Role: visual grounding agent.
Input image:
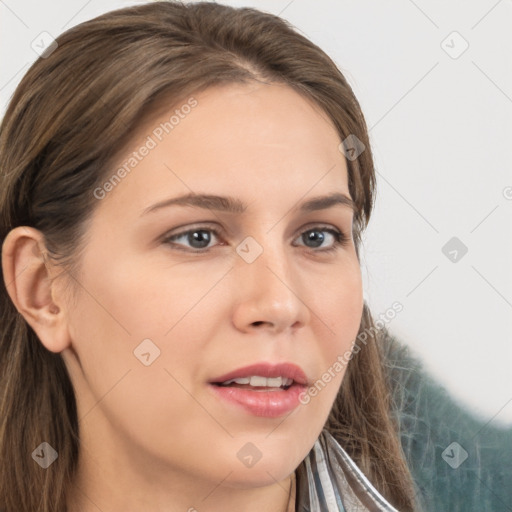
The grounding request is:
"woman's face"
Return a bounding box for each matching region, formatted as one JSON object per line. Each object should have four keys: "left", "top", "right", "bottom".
{"left": 59, "top": 82, "right": 363, "bottom": 496}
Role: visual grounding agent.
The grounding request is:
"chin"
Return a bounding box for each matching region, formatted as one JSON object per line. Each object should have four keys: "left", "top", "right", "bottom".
{"left": 220, "top": 437, "right": 309, "bottom": 488}
{"left": 222, "top": 459, "right": 299, "bottom": 489}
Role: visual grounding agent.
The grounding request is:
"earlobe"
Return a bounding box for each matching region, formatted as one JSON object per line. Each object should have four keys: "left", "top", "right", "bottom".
{"left": 1, "top": 226, "right": 71, "bottom": 353}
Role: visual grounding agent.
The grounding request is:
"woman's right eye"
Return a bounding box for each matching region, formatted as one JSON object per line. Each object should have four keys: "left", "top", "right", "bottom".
{"left": 162, "top": 227, "right": 224, "bottom": 253}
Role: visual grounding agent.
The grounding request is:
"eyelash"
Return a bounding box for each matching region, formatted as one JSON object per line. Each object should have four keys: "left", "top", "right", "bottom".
{"left": 162, "top": 225, "right": 350, "bottom": 254}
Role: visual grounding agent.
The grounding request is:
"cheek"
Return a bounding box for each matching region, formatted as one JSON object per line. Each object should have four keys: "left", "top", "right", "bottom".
{"left": 65, "top": 250, "right": 223, "bottom": 408}
{"left": 82, "top": 250, "right": 233, "bottom": 341}
{"left": 65, "top": 260, "right": 207, "bottom": 396}
{"left": 319, "top": 261, "right": 364, "bottom": 350}
{"left": 64, "top": 271, "right": 219, "bottom": 471}
{"left": 297, "top": 261, "right": 363, "bottom": 417}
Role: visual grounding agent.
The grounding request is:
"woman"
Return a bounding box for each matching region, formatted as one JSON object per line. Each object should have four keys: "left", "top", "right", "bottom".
{"left": 0, "top": 2, "right": 418, "bottom": 511}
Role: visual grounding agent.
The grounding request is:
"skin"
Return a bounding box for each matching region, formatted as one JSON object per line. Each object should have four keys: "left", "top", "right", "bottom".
{"left": 2, "top": 81, "right": 364, "bottom": 512}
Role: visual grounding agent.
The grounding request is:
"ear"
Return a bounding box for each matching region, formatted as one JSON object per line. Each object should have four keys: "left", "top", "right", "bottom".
{"left": 1, "top": 226, "right": 71, "bottom": 353}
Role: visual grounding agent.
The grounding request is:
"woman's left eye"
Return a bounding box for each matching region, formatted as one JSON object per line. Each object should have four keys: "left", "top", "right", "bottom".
{"left": 162, "top": 225, "right": 350, "bottom": 254}
{"left": 294, "top": 227, "right": 350, "bottom": 253}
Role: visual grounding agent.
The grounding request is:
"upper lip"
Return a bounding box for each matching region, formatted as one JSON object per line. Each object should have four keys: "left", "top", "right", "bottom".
{"left": 210, "top": 362, "right": 309, "bottom": 386}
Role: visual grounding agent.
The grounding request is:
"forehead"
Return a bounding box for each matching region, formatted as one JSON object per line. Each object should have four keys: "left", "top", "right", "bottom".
{"left": 96, "top": 82, "right": 351, "bottom": 218}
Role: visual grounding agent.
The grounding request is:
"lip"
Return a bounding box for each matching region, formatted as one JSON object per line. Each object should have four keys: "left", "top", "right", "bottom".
{"left": 208, "top": 362, "right": 309, "bottom": 418}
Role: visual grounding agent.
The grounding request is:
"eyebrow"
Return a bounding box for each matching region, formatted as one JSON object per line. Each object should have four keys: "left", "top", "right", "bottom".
{"left": 142, "top": 191, "right": 356, "bottom": 216}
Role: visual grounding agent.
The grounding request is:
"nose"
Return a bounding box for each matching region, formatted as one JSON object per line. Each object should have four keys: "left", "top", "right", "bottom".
{"left": 230, "top": 238, "right": 311, "bottom": 335}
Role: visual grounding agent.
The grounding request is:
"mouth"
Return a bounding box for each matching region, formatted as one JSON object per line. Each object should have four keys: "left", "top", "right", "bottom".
{"left": 208, "top": 362, "right": 309, "bottom": 418}
{"left": 213, "top": 375, "right": 295, "bottom": 391}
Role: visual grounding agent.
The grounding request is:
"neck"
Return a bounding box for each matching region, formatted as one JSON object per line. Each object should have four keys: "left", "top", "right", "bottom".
{"left": 66, "top": 446, "right": 297, "bottom": 512}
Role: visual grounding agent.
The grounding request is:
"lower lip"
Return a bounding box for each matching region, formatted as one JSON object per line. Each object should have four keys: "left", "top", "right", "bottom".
{"left": 209, "top": 383, "right": 306, "bottom": 418}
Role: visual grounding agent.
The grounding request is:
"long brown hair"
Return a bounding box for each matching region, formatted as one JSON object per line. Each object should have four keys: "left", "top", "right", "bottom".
{"left": 0, "top": 2, "right": 417, "bottom": 510}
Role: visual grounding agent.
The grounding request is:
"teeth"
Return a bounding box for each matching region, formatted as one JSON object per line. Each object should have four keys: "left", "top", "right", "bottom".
{"left": 221, "top": 376, "right": 293, "bottom": 387}
{"left": 265, "top": 377, "right": 282, "bottom": 387}
{"left": 250, "top": 376, "right": 269, "bottom": 387}
{"left": 222, "top": 377, "right": 251, "bottom": 385}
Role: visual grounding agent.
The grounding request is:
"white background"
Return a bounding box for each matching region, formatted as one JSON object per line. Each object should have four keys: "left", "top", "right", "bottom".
{"left": 1, "top": 0, "right": 511, "bottom": 425}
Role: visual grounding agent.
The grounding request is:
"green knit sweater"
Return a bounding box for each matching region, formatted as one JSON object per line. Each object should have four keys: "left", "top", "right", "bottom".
{"left": 380, "top": 330, "right": 512, "bottom": 511}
